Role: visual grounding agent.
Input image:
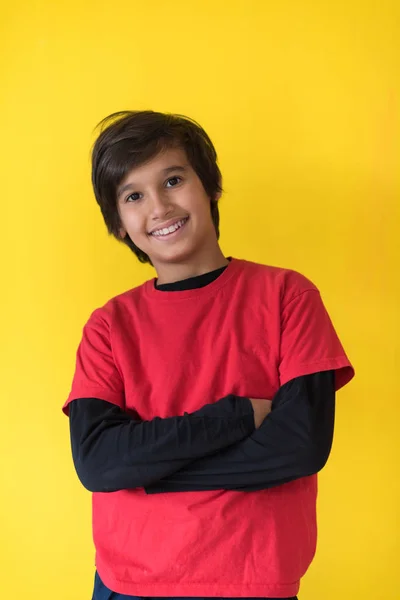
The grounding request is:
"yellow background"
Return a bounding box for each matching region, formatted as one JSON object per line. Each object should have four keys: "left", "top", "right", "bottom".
{"left": 1, "top": 1, "right": 399, "bottom": 598}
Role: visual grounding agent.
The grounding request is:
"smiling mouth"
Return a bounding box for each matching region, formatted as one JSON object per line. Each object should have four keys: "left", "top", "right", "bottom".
{"left": 149, "top": 217, "right": 189, "bottom": 238}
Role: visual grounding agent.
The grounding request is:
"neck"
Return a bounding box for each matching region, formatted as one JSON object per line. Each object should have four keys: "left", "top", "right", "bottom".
{"left": 154, "top": 245, "right": 229, "bottom": 285}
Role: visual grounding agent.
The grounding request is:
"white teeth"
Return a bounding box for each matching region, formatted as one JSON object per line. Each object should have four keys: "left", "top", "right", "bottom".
{"left": 151, "top": 218, "right": 187, "bottom": 237}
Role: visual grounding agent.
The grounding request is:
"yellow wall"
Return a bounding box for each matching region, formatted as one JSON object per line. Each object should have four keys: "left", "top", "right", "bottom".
{"left": 1, "top": 1, "right": 399, "bottom": 598}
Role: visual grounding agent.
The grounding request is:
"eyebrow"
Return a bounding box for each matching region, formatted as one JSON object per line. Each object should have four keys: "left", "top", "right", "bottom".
{"left": 117, "top": 165, "right": 188, "bottom": 199}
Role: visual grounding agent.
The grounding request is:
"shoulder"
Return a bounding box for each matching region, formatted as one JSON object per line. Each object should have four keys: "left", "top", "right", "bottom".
{"left": 82, "top": 279, "right": 149, "bottom": 331}
{"left": 234, "top": 257, "right": 320, "bottom": 304}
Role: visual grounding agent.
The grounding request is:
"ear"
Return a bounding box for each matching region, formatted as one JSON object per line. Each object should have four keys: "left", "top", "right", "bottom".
{"left": 214, "top": 191, "right": 222, "bottom": 202}
{"left": 118, "top": 227, "right": 127, "bottom": 239}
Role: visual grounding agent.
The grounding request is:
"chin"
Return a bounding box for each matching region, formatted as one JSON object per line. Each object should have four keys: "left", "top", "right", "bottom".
{"left": 154, "top": 243, "right": 199, "bottom": 266}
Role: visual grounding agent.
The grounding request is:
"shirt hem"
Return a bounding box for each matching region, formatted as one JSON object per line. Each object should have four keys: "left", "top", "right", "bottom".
{"left": 62, "top": 389, "right": 124, "bottom": 415}
{"left": 97, "top": 568, "right": 300, "bottom": 598}
{"left": 280, "top": 356, "right": 355, "bottom": 391}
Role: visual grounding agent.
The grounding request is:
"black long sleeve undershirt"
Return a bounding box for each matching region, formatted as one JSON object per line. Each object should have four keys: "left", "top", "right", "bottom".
{"left": 69, "top": 370, "right": 334, "bottom": 494}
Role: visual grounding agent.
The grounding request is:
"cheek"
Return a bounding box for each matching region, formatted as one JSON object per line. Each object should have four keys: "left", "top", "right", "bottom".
{"left": 121, "top": 211, "right": 146, "bottom": 235}
{"left": 197, "top": 197, "right": 214, "bottom": 225}
{"left": 186, "top": 188, "right": 212, "bottom": 216}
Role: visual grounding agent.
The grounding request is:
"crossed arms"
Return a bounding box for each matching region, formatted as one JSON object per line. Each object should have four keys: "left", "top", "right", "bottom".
{"left": 68, "top": 369, "right": 335, "bottom": 493}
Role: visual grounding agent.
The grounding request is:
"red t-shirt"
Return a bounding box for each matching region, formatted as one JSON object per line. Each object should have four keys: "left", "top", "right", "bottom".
{"left": 63, "top": 257, "right": 354, "bottom": 598}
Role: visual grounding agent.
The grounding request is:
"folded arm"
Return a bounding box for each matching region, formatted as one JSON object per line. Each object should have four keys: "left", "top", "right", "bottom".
{"left": 68, "top": 394, "right": 255, "bottom": 493}
{"left": 145, "top": 370, "right": 335, "bottom": 494}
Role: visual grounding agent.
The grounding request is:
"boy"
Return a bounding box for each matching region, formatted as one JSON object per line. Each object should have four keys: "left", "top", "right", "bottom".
{"left": 63, "top": 110, "right": 355, "bottom": 600}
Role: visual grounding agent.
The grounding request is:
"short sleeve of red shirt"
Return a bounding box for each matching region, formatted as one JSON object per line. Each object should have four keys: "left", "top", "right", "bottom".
{"left": 62, "top": 308, "right": 125, "bottom": 416}
{"left": 279, "top": 271, "right": 355, "bottom": 391}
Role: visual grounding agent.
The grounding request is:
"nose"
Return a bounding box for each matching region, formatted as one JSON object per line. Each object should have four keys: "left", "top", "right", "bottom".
{"left": 148, "top": 190, "right": 174, "bottom": 220}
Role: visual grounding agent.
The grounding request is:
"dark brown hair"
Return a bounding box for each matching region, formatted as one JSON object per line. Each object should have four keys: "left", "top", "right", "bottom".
{"left": 91, "top": 110, "right": 223, "bottom": 265}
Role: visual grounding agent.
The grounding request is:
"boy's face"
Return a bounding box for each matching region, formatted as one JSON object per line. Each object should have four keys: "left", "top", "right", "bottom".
{"left": 116, "top": 146, "right": 220, "bottom": 273}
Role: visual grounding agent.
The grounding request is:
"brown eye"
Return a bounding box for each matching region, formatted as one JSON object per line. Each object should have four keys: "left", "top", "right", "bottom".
{"left": 126, "top": 192, "right": 141, "bottom": 202}
{"left": 166, "top": 176, "right": 182, "bottom": 187}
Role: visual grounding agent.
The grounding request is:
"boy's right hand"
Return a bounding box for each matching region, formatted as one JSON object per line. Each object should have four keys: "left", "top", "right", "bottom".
{"left": 249, "top": 398, "right": 273, "bottom": 429}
